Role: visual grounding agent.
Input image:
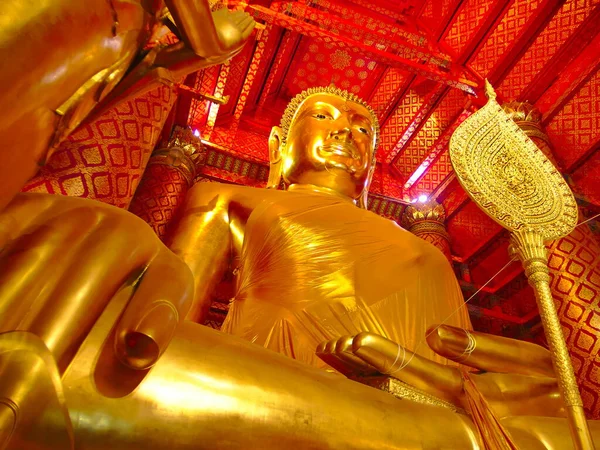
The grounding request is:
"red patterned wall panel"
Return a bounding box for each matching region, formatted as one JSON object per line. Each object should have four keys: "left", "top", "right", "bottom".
{"left": 420, "top": 0, "right": 460, "bottom": 36}
{"left": 498, "top": 0, "right": 597, "bottom": 100}
{"left": 411, "top": 150, "right": 453, "bottom": 195}
{"left": 440, "top": 177, "right": 469, "bottom": 217}
{"left": 408, "top": 109, "right": 471, "bottom": 195}
{"left": 469, "top": 0, "right": 543, "bottom": 76}
{"left": 447, "top": 201, "right": 504, "bottom": 258}
{"left": 546, "top": 223, "right": 600, "bottom": 419}
{"left": 536, "top": 30, "right": 600, "bottom": 118}
{"left": 258, "top": 31, "right": 301, "bottom": 107}
{"left": 370, "top": 163, "right": 405, "bottom": 199}
{"left": 545, "top": 69, "right": 600, "bottom": 171}
{"left": 245, "top": 27, "right": 283, "bottom": 108}
{"left": 443, "top": 0, "right": 496, "bottom": 56}
{"left": 22, "top": 86, "right": 176, "bottom": 209}
{"left": 218, "top": 42, "right": 256, "bottom": 118}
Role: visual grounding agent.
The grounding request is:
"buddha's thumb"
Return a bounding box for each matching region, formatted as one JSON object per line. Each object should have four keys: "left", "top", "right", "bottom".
{"left": 114, "top": 251, "right": 194, "bottom": 370}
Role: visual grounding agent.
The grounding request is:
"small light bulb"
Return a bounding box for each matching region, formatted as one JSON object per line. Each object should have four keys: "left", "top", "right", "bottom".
{"left": 193, "top": 129, "right": 200, "bottom": 137}
{"left": 418, "top": 194, "right": 428, "bottom": 203}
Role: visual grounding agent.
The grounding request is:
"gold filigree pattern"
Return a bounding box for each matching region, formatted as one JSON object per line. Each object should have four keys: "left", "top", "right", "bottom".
{"left": 449, "top": 81, "right": 578, "bottom": 242}
{"left": 354, "top": 375, "right": 467, "bottom": 415}
{"left": 151, "top": 126, "right": 207, "bottom": 184}
{"left": 402, "top": 200, "right": 451, "bottom": 261}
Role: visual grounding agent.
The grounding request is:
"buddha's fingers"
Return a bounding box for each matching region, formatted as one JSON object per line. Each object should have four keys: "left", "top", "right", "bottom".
{"left": 316, "top": 337, "right": 375, "bottom": 376}
{"left": 114, "top": 248, "right": 194, "bottom": 370}
{"left": 352, "top": 332, "right": 463, "bottom": 405}
{"left": 316, "top": 339, "right": 355, "bottom": 375}
{"left": 333, "top": 336, "right": 379, "bottom": 376}
{"left": 426, "top": 325, "right": 554, "bottom": 378}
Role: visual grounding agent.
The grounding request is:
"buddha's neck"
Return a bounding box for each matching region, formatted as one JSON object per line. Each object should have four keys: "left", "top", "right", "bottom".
{"left": 287, "top": 183, "right": 356, "bottom": 204}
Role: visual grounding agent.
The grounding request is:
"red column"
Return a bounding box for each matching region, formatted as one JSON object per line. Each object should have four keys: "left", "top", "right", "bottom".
{"left": 128, "top": 126, "right": 206, "bottom": 241}
{"left": 402, "top": 199, "right": 452, "bottom": 262}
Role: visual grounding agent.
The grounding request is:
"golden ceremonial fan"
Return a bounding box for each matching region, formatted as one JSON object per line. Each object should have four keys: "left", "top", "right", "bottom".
{"left": 449, "top": 80, "right": 593, "bottom": 450}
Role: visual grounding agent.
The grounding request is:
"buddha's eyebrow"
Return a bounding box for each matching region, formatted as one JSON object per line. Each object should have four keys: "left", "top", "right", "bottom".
{"left": 351, "top": 113, "right": 373, "bottom": 127}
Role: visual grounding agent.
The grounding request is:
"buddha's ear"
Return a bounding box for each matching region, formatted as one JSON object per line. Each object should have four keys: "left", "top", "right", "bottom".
{"left": 358, "top": 159, "right": 376, "bottom": 209}
{"left": 267, "top": 126, "right": 283, "bottom": 189}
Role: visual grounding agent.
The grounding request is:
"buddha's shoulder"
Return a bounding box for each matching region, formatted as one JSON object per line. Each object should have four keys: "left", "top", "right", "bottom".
{"left": 187, "top": 182, "right": 283, "bottom": 204}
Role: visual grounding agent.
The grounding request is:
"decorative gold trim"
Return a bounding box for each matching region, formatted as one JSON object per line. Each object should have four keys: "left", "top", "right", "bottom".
{"left": 149, "top": 126, "right": 207, "bottom": 185}
{"left": 353, "top": 375, "right": 467, "bottom": 415}
{"left": 408, "top": 220, "right": 450, "bottom": 240}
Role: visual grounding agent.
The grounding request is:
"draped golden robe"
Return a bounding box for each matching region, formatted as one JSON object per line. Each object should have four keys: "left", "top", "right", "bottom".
{"left": 222, "top": 190, "right": 471, "bottom": 367}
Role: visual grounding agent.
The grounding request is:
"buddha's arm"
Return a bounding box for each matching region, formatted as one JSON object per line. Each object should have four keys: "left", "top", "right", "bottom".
{"left": 168, "top": 183, "right": 236, "bottom": 323}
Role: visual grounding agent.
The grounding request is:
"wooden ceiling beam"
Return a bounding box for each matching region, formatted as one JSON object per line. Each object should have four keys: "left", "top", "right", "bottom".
{"left": 249, "top": 4, "right": 477, "bottom": 93}
{"left": 488, "top": 0, "right": 567, "bottom": 86}
{"left": 458, "top": 0, "right": 514, "bottom": 65}
{"left": 386, "top": 85, "right": 449, "bottom": 164}
{"left": 521, "top": 4, "right": 600, "bottom": 105}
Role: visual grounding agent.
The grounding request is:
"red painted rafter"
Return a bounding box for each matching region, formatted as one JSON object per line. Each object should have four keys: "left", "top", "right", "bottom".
{"left": 540, "top": 31, "right": 600, "bottom": 126}
{"left": 387, "top": 85, "right": 449, "bottom": 164}
{"left": 520, "top": 4, "right": 600, "bottom": 105}
{"left": 435, "top": 0, "right": 467, "bottom": 42}
{"left": 276, "top": 2, "right": 452, "bottom": 67}
{"left": 403, "top": 108, "right": 471, "bottom": 189}
{"left": 257, "top": 30, "right": 300, "bottom": 107}
{"left": 458, "top": 0, "right": 514, "bottom": 65}
{"left": 345, "top": 0, "right": 415, "bottom": 22}
{"left": 373, "top": 73, "right": 416, "bottom": 126}
{"left": 307, "top": 0, "right": 425, "bottom": 45}
{"left": 249, "top": 4, "right": 477, "bottom": 93}
{"left": 488, "top": 0, "right": 567, "bottom": 86}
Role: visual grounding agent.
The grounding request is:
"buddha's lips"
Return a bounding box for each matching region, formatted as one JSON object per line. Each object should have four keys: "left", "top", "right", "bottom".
{"left": 319, "top": 142, "right": 359, "bottom": 160}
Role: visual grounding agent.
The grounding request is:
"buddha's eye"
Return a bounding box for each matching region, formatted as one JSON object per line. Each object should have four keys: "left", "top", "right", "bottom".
{"left": 313, "top": 113, "right": 330, "bottom": 120}
{"left": 358, "top": 127, "right": 370, "bottom": 135}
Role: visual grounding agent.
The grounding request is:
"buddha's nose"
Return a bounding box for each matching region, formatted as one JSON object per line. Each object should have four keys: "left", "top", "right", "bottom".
{"left": 330, "top": 127, "right": 353, "bottom": 141}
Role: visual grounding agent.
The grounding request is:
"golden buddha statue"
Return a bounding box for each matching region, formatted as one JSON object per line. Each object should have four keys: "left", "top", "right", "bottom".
{"left": 0, "top": 0, "right": 255, "bottom": 212}
{"left": 0, "top": 87, "right": 598, "bottom": 449}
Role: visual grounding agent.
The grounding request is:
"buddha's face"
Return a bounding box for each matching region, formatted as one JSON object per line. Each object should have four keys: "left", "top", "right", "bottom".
{"left": 278, "top": 94, "right": 377, "bottom": 199}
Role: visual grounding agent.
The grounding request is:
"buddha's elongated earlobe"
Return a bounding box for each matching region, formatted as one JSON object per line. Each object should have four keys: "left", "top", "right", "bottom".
{"left": 358, "top": 159, "right": 376, "bottom": 209}
{"left": 267, "top": 126, "right": 283, "bottom": 189}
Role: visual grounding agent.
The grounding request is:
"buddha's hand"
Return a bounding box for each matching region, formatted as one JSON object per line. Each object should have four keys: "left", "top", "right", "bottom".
{"left": 211, "top": 8, "right": 255, "bottom": 55}
{"left": 317, "top": 327, "right": 562, "bottom": 417}
{"left": 0, "top": 193, "right": 194, "bottom": 370}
